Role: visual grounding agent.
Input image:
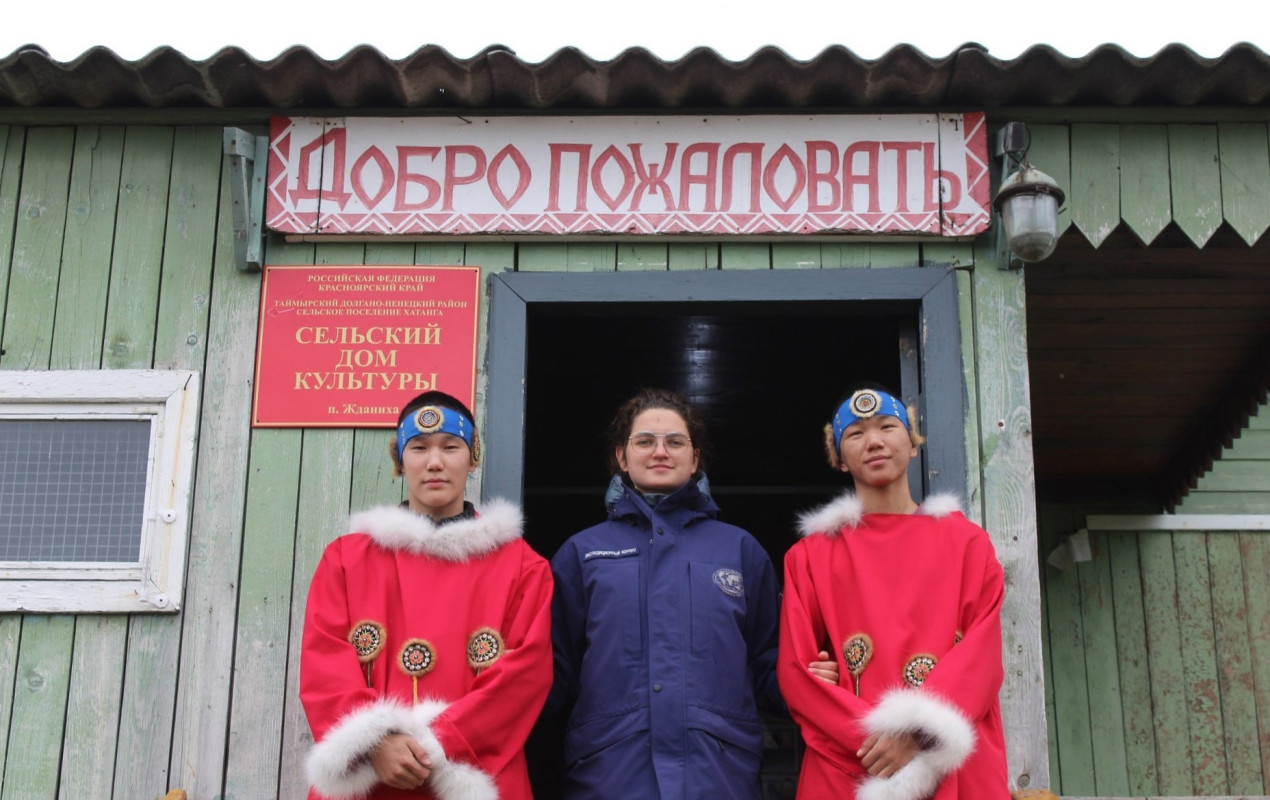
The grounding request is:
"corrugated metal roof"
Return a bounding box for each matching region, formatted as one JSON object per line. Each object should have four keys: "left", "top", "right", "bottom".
{"left": 2, "top": 42, "right": 1268, "bottom": 111}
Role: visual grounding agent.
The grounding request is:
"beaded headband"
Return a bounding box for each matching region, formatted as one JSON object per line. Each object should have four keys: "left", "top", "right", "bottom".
{"left": 396, "top": 405, "right": 475, "bottom": 461}
{"left": 831, "top": 389, "right": 909, "bottom": 445}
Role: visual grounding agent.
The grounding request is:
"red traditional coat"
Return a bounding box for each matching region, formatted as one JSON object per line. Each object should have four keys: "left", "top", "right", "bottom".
{"left": 778, "top": 493, "right": 1010, "bottom": 800}
{"left": 301, "top": 500, "right": 553, "bottom": 800}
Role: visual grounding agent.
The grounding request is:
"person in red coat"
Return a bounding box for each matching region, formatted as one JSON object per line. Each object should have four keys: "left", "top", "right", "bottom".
{"left": 301, "top": 390, "right": 553, "bottom": 800}
{"left": 778, "top": 385, "right": 1010, "bottom": 800}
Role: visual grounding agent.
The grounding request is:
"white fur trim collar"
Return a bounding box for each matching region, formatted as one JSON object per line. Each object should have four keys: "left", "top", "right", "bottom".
{"left": 349, "top": 499, "right": 523, "bottom": 561}
{"left": 797, "top": 492, "right": 962, "bottom": 537}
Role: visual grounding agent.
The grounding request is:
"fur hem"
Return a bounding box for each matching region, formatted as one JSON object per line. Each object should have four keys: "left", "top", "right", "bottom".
{"left": 856, "top": 689, "right": 976, "bottom": 800}
{"left": 306, "top": 699, "right": 412, "bottom": 799}
{"left": 305, "top": 699, "right": 498, "bottom": 800}
{"left": 797, "top": 492, "right": 964, "bottom": 537}
{"left": 350, "top": 499, "right": 523, "bottom": 561}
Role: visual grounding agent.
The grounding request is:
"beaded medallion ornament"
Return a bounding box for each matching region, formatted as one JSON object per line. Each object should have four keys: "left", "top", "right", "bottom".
{"left": 399, "top": 639, "right": 437, "bottom": 703}
{"left": 348, "top": 620, "right": 385, "bottom": 687}
{"left": 841, "top": 633, "right": 873, "bottom": 697}
{"left": 903, "top": 653, "right": 938, "bottom": 687}
{"left": 467, "top": 628, "right": 505, "bottom": 675}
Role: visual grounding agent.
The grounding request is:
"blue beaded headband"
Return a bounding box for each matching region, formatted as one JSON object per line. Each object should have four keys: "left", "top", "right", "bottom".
{"left": 832, "top": 389, "right": 909, "bottom": 445}
{"left": 396, "top": 405, "right": 475, "bottom": 460}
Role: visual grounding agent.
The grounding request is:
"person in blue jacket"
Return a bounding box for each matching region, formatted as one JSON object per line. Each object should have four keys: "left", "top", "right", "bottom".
{"left": 548, "top": 388, "right": 836, "bottom": 800}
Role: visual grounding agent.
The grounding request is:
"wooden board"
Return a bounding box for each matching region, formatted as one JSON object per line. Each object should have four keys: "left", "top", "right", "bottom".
{"left": 0, "top": 124, "right": 21, "bottom": 349}
{"left": 1079, "top": 533, "right": 1130, "bottom": 794}
{"left": 2, "top": 126, "right": 73, "bottom": 369}
{"left": 49, "top": 125, "right": 125, "bottom": 368}
{"left": 58, "top": 617, "right": 127, "bottom": 798}
{"left": 1239, "top": 531, "right": 1270, "bottom": 786}
{"left": 1138, "top": 531, "right": 1195, "bottom": 794}
{"left": 617, "top": 242, "right": 669, "bottom": 271}
{"left": 222, "top": 427, "right": 302, "bottom": 799}
{"left": 1069, "top": 124, "right": 1120, "bottom": 248}
{"left": 101, "top": 125, "right": 173, "bottom": 369}
{"left": 1168, "top": 124, "right": 1223, "bottom": 248}
{"left": 168, "top": 145, "right": 260, "bottom": 798}
{"left": 972, "top": 233, "right": 1047, "bottom": 791}
{"left": 277, "top": 429, "right": 355, "bottom": 800}
{"left": 1118, "top": 125, "right": 1172, "bottom": 245}
{"left": 1045, "top": 506, "right": 1095, "bottom": 795}
{"left": 719, "top": 242, "right": 771, "bottom": 269}
{"left": 1217, "top": 123, "right": 1270, "bottom": 246}
{"left": 0, "top": 616, "right": 73, "bottom": 800}
{"left": 1207, "top": 533, "right": 1265, "bottom": 793}
{"left": 1106, "top": 531, "right": 1158, "bottom": 795}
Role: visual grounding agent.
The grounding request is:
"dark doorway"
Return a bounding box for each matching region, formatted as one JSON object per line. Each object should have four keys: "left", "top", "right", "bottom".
{"left": 520, "top": 301, "right": 908, "bottom": 565}
{"left": 521, "top": 301, "right": 911, "bottom": 799}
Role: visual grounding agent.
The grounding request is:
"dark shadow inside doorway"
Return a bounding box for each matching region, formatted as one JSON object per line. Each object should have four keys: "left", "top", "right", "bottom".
{"left": 522, "top": 300, "right": 907, "bottom": 798}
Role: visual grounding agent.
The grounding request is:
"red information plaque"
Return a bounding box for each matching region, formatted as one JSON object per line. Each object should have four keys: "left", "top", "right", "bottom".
{"left": 252, "top": 265, "right": 480, "bottom": 427}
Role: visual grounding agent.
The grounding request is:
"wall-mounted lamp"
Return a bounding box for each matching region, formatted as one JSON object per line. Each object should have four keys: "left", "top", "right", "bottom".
{"left": 993, "top": 122, "right": 1065, "bottom": 267}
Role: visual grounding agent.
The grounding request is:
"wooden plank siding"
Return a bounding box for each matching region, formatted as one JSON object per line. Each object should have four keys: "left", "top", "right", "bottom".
{"left": 9, "top": 114, "right": 1270, "bottom": 800}
{"left": 1179, "top": 407, "right": 1270, "bottom": 513}
{"left": 1032, "top": 120, "right": 1270, "bottom": 249}
{"left": 1040, "top": 501, "right": 1270, "bottom": 796}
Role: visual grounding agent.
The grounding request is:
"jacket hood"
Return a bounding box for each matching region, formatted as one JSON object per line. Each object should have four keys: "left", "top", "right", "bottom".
{"left": 796, "top": 492, "right": 962, "bottom": 538}
{"left": 347, "top": 498, "right": 523, "bottom": 560}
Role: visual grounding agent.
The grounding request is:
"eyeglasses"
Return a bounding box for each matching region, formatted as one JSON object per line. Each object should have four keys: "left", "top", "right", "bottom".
{"left": 627, "top": 432, "right": 692, "bottom": 453}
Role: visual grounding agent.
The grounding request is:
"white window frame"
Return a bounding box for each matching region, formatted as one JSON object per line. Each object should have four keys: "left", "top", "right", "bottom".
{"left": 0, "top": 370, "right": 199, "bottom": 613}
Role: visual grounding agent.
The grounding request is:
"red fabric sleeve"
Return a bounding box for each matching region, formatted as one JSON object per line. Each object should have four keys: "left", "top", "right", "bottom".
{"left": 919, "top": 528, "right": 1005, "bottom": 723}
{"left": 430, "top": 546, "right": 555, "bottom": 777}
{"left": 778, "top": 542, "right": 874, "bottom": 768}
{"left": 300, "top": 539, "right": 379, "bottom": 744}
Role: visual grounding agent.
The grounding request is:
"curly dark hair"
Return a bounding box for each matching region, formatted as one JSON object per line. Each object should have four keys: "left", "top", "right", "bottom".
{"left": 388, "top": 390, "right": 480, "bottom": 475}
{"left": 605, "top": 388, "right": 712, "bottom": 475}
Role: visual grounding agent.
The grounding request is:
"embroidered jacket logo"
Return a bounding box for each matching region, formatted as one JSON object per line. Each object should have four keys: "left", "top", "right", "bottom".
{"left": 583, "top": 547, "right": 639, "bottom": 561}
{"left": 712, "top": 568, "right": 744, "bottom": 597}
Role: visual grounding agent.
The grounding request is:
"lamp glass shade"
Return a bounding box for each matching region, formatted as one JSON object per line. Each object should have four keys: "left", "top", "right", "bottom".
{"left": 1000, "top": 191, "right": 1060, "bottom": 262}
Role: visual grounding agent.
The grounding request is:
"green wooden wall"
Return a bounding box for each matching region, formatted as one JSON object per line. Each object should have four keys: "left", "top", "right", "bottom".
{"left": 1030, "top": 121, "right": 1270, "bottom": 248}
{"left": 1040, "top": 504, "right": 1270, "bottom": 797}
{"left": 0, "top": 121, "right": 1042, "bottom": 798}
{"left": 1177, "top": 404, "right": 1270, "bottom": 514}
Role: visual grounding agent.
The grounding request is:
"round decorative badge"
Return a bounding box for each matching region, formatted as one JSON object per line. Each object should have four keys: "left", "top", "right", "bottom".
{"left": 712, "top": 568, "right": 744, "bottom": 597}
{"left": 415, "top": 407, "right": 443, "bottom": 433}
{"left": 903, "top": 654, "right": 937, "bottom": 687}
{"left": 467, "top": 627, "right": 505, "bottom": 671}
{"left": 399, "top": 639, "right": 437, "bottom": 677}
{"left": 849, "top": 389, "right": 881, "bottom": 418}
{"left": 842, "top": 633, "right": 873, "bottom": 696}
{"left": 348, "top": 621, "right": 385, "bottom": 663}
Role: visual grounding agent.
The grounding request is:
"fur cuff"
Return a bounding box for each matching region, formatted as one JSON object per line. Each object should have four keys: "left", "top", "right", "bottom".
{"left": 306, "top": 699, "right": 498, "bottom": 800}
{"left": 306, "top": 699, "right": 412, "bottom": 799}
{"left": 406, "top": 700, "right": 498, "bottom": 800}
{"left": 350, "top": 498, "right": 523, "bottom": 561}
{"left": 856, "top": 690, "right": 975, "bottom": 800}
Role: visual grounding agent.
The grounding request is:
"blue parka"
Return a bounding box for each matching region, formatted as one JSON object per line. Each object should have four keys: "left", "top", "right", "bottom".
{"left": 548, "top": 474, "right": 783, "bottom": 800}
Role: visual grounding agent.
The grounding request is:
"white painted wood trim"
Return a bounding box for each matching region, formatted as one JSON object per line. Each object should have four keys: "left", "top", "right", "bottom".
{"left": 1085, "top": 514, "right": 1270, "bottom": 531}
{"left": 0, "top": 369, "right": 200, "bottom": 613}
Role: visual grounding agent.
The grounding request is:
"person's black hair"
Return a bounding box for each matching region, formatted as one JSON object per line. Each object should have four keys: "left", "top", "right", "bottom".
{"left": 605, "top": 388, "right": 712, "bottom": 475}
{"left": 389, "top": 390, "right": 480, "bottom": 475}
